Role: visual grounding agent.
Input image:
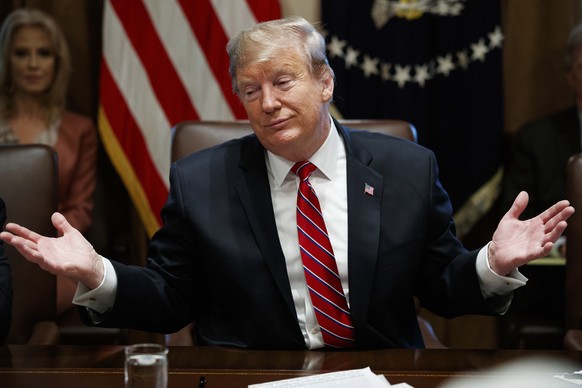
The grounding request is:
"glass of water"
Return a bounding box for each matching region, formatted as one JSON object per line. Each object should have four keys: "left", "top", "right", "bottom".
{"left": 125, "top": 343, "right": 168, "bottom": 388}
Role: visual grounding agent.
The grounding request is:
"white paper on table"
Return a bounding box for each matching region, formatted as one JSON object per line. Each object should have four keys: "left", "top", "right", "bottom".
{"left": 554, "top": 370, "right": 582, "bottom": 386}
{"left": 248, "top": 366, "right": 407, "bottom": 387}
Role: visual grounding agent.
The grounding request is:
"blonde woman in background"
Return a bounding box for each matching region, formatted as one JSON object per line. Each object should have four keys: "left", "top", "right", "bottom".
{"left": 0, "top": 8, "right": 97, "bottom": 318}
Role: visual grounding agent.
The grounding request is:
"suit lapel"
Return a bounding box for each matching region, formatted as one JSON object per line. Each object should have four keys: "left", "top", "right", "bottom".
{"left": 336, "top": 121, "right": 382, "bottom": 330}
{"left": 232, "top": 124, "right": 383, "bottom": 333}
{"left": 233, "top": 137, "right": 297, "bottom": 318}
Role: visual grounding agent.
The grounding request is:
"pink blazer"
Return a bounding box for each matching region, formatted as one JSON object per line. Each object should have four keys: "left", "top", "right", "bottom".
{"left": 53, "top": 111, "right": 98, "bottom": 234}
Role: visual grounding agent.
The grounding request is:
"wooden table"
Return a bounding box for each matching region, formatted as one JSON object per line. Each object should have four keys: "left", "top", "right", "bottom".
{"left": 1, "top": 345, "right": 581, "bottom": 387}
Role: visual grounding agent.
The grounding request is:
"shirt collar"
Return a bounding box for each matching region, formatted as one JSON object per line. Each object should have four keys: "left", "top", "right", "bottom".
{"left": 267, "top": 116, "right": 340, "bottom": 187}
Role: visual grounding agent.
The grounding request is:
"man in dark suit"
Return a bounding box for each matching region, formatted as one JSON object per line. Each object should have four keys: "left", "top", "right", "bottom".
{"left": 501, "top": 107, "right": 580, "bottom": 222}
{"left": 497, "top": 22, "right": 582, "bottom": 348}
{"left": 0, "top": 16, "right": 575, "bottom": 349}
{"left": 501, "top": 22, "right": 582, "bottom": 222}
{"left": 0, "top": 198, "right": 12, "bottom": 343}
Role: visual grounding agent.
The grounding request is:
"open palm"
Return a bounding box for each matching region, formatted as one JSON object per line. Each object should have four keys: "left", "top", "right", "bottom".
{"left": 489, "top": 191, "right": 574, "bottom": 276}
{"left": 0, "top": 212, "right": 102, "bottom": 288}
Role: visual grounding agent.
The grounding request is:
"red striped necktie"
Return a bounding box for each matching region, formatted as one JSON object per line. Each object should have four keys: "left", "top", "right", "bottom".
{"left": 291, "top": 161, "right": 356, "bottom": 348}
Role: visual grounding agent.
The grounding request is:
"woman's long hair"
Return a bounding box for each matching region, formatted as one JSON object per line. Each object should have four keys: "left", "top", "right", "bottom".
{"left": 0, "top": 8, "right": 71, "bottom": 124}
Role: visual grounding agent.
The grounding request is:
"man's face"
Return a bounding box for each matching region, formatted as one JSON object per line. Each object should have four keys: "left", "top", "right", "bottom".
{"left": 235, "top": 47, "right": 334, "bottom": 162}
{"left": 10, "top": 26, "right": 56, "bottom": 96}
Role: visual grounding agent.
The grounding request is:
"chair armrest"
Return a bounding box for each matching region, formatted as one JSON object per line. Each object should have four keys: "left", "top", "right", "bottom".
{"left": 563, "top": 329, "right": 582, "bottom": 351}
{"left": 165, "top": 323, "right": 195, "bottom": 346}
{"left": 28, "top": 320, "right": 60, "bottom": 345}
{"left": 418, "top": 315, "right": 447, "bottom": 349}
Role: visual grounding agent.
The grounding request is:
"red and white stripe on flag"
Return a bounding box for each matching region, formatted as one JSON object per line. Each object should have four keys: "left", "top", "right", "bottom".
{"left": 98, "top": 0, "right": 281, "bottom": 237}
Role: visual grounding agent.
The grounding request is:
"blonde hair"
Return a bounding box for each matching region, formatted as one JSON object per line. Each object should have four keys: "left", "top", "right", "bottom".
{"left": 226, "top": 15, "right": 334, "bottom": 94}
{"left": 0, "top": 8, "right": 71, "bottom": 123}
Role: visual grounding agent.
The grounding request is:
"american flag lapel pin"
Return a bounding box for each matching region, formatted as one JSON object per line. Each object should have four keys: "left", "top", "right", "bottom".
{"left": 364, "top": 183, "right": 374, "bottom": 196}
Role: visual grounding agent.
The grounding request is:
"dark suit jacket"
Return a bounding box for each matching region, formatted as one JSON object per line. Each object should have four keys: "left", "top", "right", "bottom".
{"left": 88, "top": 121, "right": 497, "bottom": 349}
{"left": 0, "top": 198, "right": 12, "bottom": 343}
{"left": 501, "top": 106, "right": 581, "bottom": 219}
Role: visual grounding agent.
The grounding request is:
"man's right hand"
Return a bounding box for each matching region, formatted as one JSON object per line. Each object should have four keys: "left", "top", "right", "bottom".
{"left": 0, "top": 212, "right": 103, "bottom": 289}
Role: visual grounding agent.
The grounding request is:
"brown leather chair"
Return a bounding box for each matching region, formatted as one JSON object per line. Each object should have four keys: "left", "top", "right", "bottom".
{"left": 0, "top": 145, "right": 60, "bottom": 344}
{"left": 167, "top": 119, "right": 446, "bottom": 348}
{"left": 564, "top": 153, "right": 582, "bottom": 350}
{"left": 171, "top": 119, "right": 417, "bottom": 162}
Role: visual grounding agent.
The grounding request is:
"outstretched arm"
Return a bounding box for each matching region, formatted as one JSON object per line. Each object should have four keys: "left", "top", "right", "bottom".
{"left": 0, "top": 212, "right": 103, "bottom": 289}
{"left": 488, "top": 191, "right": 575, "bottom": 276}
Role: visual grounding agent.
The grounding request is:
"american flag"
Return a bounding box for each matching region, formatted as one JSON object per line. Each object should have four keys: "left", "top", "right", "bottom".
{"left": 98, "top": 0, "right": 281, "bottom": 236}
{"left": 364, "top": 183, "right": 374, "bottom": 196}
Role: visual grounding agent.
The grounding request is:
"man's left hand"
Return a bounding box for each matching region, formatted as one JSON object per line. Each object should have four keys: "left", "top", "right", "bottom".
{"left": 488, "top": 191, "right": 575, "bottom": 276}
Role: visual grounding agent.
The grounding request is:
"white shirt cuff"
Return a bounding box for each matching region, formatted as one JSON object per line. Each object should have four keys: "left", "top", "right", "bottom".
{"left": 72, "top": 256, "right": 118, "bottom": 314}
{"left": 476, "top": 242, "right": 528, "bottom": 298}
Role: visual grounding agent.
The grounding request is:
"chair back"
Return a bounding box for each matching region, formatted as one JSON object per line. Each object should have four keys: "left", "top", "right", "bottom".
{"left": 0, "top": 145, "right": 59, "bottom": 344}
{"left": 339, "top": 119, "right": 418, "bottom": 143}
{"left": 566, "top": 154, "right": 582, "bottom": 331}
{"left": 171, "top": 119, "right": 417, "bottom": 162}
